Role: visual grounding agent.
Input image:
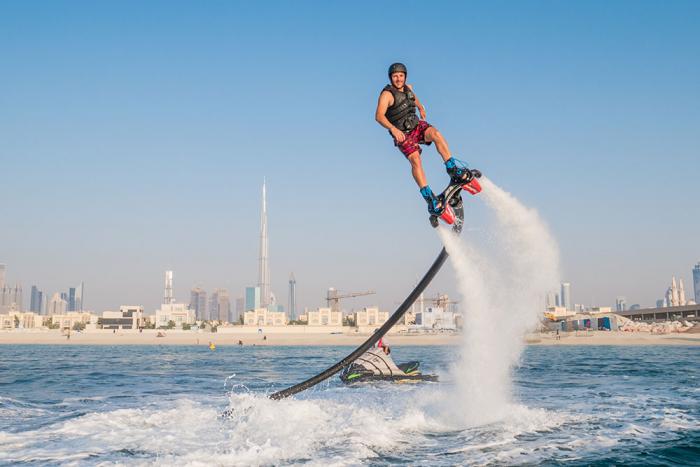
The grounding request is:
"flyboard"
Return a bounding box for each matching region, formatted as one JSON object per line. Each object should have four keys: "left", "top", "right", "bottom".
{"left": 268, "top": 170, "right": 482, "bottom": 400}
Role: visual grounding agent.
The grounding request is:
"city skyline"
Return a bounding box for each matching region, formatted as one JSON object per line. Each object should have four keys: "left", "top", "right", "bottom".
{"left": 1, "top": 2, "right": 698, "bottom": 313}
{"left": 3, "top": 259, "right": 700, "bottom": 315}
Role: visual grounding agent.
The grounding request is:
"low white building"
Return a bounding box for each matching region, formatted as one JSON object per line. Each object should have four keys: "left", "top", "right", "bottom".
{"left": 306, "top": 307, "right": 342, "bottom": 326}
{"left": 353, "top": 307, "right": 389, "bottom": 327}
{"left": 99, "top": 306, "right": 145, "bottom": 329}
{"left": 155, "top": 303, "right": 195, "bottom": 328}
{"left": 50, "top": 312, "right": 96, "bottom": 330}
{"left": 0, "top": 311, "right": 43, "bottom": 330}
{"left": 244, "top": 308, "right": 287, "bottom": 326}
{"left": 414, "top": 306, "right": 457, "bottom": 330}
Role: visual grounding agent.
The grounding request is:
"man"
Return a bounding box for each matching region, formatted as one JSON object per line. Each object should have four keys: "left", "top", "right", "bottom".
{"left": 375, "top": 63, "right": 472, "bottom": 216}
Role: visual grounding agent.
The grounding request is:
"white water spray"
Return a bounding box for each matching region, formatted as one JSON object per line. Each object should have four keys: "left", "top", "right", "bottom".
{"left": 438, "top": 178, "right": 560, "bottom": 426}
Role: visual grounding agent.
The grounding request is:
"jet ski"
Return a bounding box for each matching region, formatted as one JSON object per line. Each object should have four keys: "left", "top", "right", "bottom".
{"left": 339, "top": 348, "right": 438, "bottom": 384}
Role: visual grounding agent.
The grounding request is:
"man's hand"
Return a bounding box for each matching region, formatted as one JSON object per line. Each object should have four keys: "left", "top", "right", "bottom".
{"left": 391, "top": 127, "right": 406, "bottom": 143}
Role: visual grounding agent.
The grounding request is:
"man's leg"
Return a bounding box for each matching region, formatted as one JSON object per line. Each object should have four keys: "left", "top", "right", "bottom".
{"left": 407, "top": 151, "right": 442, "bottom": 214}
{"left": 424, "top": 127, "right": 451, "bottom": 162}
{"left": 424, "top": 126, "right": 471, "bottom": 182}
{"left": 406, "top": 151, "right": 427, "bottom": 187}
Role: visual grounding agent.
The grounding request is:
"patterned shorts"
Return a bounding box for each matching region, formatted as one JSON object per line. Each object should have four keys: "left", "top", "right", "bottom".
{"left": 394, "top": 120, "right": 432, "bottom": 157}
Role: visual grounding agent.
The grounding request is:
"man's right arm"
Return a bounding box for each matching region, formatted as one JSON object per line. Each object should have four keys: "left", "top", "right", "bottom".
{"left": 375, "top": 91, "right": 405, "bottom": 142}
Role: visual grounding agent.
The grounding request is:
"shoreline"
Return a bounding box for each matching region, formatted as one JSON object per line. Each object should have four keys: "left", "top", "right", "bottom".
{"left": 0, "top": 330, "right": 698, "bottom": 346}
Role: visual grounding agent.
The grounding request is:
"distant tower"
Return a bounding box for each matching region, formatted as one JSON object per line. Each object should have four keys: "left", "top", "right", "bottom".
{"left": 560, "top": 282, "right": 571, "bottom": 311}
{"left": 47, "top": 292, "right": 67, "bottom": 315}
{"left": 671, "top": 276, "right": 679, "bottom": 306}
{"left": 75, "top": 282, "right": 84, "bottom": 312}
{"left": 190, "top": 287, "right": 207, "bottom": 320}
{"left": 245, "top": 286, "right": 261, "bottom": 311}
{"left": 694, "top": 263, "right": 700, "bottom": 304}
{"left": 30, "top": 286, "right": 43, "bottom": 314}
{"left": 546, "top": 291, "right": 557, "bottom": 309}
{"left": 0, "top": 264, "right": 5, "bottom": 289}
{"left": 258, "top": 180, "right": 271, "bottom": 308}
{"left": 164, "top": 270, "right": 174, "bottom": 304}
{"left": 288, "top": 273, "right": 297, "bottom": 320}
{"left": 68, "top": 287, "right": 76, "bottom": 311}
{"left": 235, "top": 297, "right": 245, "bottom": 323}
{"left": 615, "top": 296, "right": 626, "bottom": 312}
{"left": 679, "top": 279, "right": 687, "bottom": 306}
{"left": 209, "top": 289, "right": 231, "bottom": 322}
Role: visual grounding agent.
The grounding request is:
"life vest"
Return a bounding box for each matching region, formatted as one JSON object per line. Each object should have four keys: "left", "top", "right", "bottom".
{"left": 382, "top": 84, "right": 419, "bottom": 132}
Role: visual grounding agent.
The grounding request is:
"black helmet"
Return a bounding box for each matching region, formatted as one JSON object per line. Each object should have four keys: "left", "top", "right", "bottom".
{"left": 388, "top": 62, "right": 407, "bottom": 78}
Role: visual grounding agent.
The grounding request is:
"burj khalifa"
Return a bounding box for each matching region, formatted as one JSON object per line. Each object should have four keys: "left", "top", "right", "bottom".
{"left": 258, "top": 180, "right": 271, "bottom": 308}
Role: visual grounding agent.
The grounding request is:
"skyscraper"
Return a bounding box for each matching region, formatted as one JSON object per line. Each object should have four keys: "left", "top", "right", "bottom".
{"left": 47, "top": 292, "right": 67, "bottom": 315}
{"left": 288, "top": 273, "right": 297, "bottom": 320}
{"left": 3, "top": 284, "right": 23, "bottom": 312}
{"left": 245, "top": 286, "right": 260, "bottom": 312}
{"left": 615, "top": 296, "right": 626, "bottom": 312}
{"left": 210, "top": 289, "right": 231, "bottom": 322}
{"left": 545, "top": 291, "right": 557, "bottom": 309}
{"left": 190, "top": 287, "right": 207, "bottom": 320}
{"left": 258, "top": 180, "right": 271, "bottom": 308}
{"left": 0, "top": 264, "right": 5, "bottom": 289}
{"left": 164, "top": 271, "right": 174, "bottom": 304}
{"left": 75, "top": 282, "right": 84, "bottom": 311}
{"left": 694, "top": 263, "right": 700, "bottom": 304}
{"left": 30, "top": 286, "right": 43, "bottom": 314}
{"left": 235, "top": 297, "right": 245, "bottom": 323}
{"left": 68, "top": 287, "right": 76, "bottom": 312}
{"left": 560, "top": 282, "right": 571, "bottom": 311}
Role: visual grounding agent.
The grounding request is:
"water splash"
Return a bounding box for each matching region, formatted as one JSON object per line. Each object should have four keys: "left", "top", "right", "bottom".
{"left": 438, "top": 177, "right": 560, "bottom": 426}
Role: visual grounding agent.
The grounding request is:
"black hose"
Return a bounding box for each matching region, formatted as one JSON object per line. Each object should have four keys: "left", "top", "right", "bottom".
{"left": 269, "top": 247, "right": 449, "bottom": 400}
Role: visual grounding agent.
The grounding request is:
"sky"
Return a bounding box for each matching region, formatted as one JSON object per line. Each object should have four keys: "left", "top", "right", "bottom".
{"left": 1, "top": 1, "right": 698, "bottom": 313}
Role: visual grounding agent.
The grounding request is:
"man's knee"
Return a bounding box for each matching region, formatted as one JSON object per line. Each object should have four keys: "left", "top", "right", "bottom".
{"left": 407, "top": 152, "right": 422, "bottom": 166}
{"left": 425, "top": 127, "right": 443, "bottom": 143}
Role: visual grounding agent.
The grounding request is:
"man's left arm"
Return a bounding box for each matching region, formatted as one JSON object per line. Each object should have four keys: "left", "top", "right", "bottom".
{"left": 408, "top": 84, "right": 427, "bottom": 120}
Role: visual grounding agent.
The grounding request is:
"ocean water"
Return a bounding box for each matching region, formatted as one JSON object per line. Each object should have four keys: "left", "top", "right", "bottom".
{"left": 0, "top": 344, "right": 698, "bottom": 466}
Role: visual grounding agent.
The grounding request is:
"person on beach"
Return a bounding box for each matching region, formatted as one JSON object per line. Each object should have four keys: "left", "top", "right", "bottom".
{"left": 375, "top": 62, "right": 473, "bottom": 216}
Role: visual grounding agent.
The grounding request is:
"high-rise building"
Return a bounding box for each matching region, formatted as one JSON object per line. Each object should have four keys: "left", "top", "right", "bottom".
{"left": 47, "top": 292, "right": 67, "bottom": 315}
{"left": 545, "top": 291, "right": 557, "bottom": 309}
{"left": 75, "top": 282, "right": 84, "bottom": 311}
{"left": 615, "top": 296, "right": 626, "bottom": 312}
{"left": 656, "top": 299, "right": 665, "bottom": 308}
{"left": 189, "top": 287, "right": 207, "bottom": 320}
{"left": 693, "top": 263, "right": 700, "bottom": 304}
{"left": 210, "top": 289, "right": 231, "bottom": 323}
{"left": 235, "top": 297, "right": 245, "bottom": 324}
{"left": 30, "top": 286, "right": 44, "bottom": 314}
{"left": 0, "top": 264, "right": 5, "bottom": 289}
{"left": 68, "top": 287, "right": 76, "bottom": 312}
{"left": 164, "top": 271, "right": 174, "bottom": 304}
{"left": 288, "top": 273, "right": 297, "bottom": 320}
{"left": 3, "top": 284, "right": 23, "bottom": 312}
{"left": 560, "top": 282, "right": 571, "bottom": 311}
{"left": 245, "top": 286, "right": 260, "bottom": 312}
{"left": 258, "top": 180, "right": 271, "bottom": 308}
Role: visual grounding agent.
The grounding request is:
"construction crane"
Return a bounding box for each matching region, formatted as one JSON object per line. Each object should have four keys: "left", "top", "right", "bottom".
{"left": 326, "top": 288, "right": 376, "bottom": 313}
{"left": 428, "top": 293, "right": 459, "bottom": 309}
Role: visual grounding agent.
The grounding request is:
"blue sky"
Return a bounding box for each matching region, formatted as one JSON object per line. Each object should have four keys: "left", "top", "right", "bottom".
{"left": 1, "top": 1, "right": 698, "bottom": 313}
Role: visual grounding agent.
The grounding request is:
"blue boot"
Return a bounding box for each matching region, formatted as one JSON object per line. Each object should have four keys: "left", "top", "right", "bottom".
{"left": 445, "top": 157, "right": 473, "bottom": 184}
{"left": 420, "top": 186, "right": 443, "bottom": 216}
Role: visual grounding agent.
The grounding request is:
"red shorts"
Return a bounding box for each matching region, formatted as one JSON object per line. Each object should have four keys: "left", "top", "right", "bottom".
{"left": 394, "top": 120, "right": 432, "bottom": 157}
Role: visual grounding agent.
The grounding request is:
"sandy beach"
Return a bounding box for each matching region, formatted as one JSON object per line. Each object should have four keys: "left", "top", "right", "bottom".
{"left": 1, "top": 329, "right": 698, "bottom": 346}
